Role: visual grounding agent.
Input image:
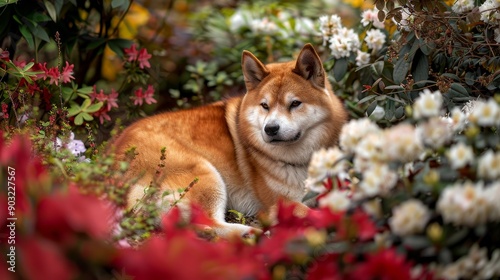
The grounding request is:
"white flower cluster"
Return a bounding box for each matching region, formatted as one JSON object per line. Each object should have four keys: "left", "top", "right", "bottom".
{"left": 437, "top": 244, "right": 500, "bottom": 280}
{"left": 364, "top": 29, "right": 386, "bottom": 52}
{"left": 389, "top": 199, "right": 431, "bottom": 236}
{"left": 437, "top": 181, "right": 500, "bottom": 226}
{"left": 468, "top": 99, "right": 500, "bottom": 126}
{"left": 305, "top": 147, "right": 346, "bottom": 193}
{"left": 318, "top": 190, "right": 351, "bottom": 212}
{"left": 478, "top": 150, "right": 500, "bottom": 180}
{"left": 479, "top": 0, "right": 500, "bottom": 24}
{"left": 318, "top": 15, "right": 360, "bottom": 59}
{"left": 229, "top": 10, "right": 315, "bottom": 37}
{"left": 452, "top": 0, "right": 475, "bottom": 13}
{"left": 413, "top": 89, "right": 443, "bottom": 119}
{"left": 360, "top": 8, "right": 385, "bottom": 29}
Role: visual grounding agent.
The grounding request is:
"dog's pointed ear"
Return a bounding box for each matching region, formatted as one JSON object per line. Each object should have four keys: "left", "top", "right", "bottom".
{"left": 242, "top": 50, "right": 270, "bottom": 91}
{"left": 292, "top": 44, "right": 325, "bottom": 88}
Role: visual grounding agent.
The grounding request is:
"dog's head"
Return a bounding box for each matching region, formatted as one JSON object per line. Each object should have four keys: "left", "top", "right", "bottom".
{"left": 239, "top": 44, "right": 347, "bottom": 165}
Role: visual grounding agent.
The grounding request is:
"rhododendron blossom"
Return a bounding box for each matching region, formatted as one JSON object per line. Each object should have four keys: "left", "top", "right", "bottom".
{"left": 132, "top": 85, "right": 157, "bottom": 106}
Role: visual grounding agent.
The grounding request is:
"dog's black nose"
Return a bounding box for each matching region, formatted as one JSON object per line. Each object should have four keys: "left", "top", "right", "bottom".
{"left": 264, "top": 124, "right": 280, "bottom": 136}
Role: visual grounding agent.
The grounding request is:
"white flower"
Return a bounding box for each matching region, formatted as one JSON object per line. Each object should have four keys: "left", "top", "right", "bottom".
{"left": 413, "top": 89, "right": 443, "bottom": 119}
{"left": 437, "top": 181, "right": 491, "bottom": 226}
{"left": 294, "top": 17, "right": 315, "bottom": 35}
{"left": 319, "top": 190, "right": 351, "bottom": 212}
{"left": 452, "top": 0, "right": 475, "bottom": 13}
{"left": 359, "top": 164, "right": 397, "bottom": 197}
{"left": 250, "top": 17, "right": 278, "bottom": 35}
{"left": 389, "top": 199, "right": 430, "bottom": 236}
{"left": 477, "top": 150, "right": 500, "bottom": 180}
{"left": 355, "top": 50, "right": 371, "bottom": 67}
{"left": 468, "top": 99, "right": 500, "bottom": 126}
{"left": 417, "top": 117, "right": 454, "bottom": 149}
{"left": 448, "top": 107, "right": 467, "bottom": 131}
{"left": 329, "top": 27, "right": 360, "bottom": 59}
{"left": 364, "top": 29, "right": 386, "bottom": 52}
{"left": 485, "top": 182, "right": 500, "bottom": 221}
{"left": 339, "top": 118, "right": 381, "bottom": 153}
{"left": 319, "top": 15, "right": 343, "bottom": 45}
{"left": 354, "top": 132, "right": 388, "bottom": 170}
{"left": 306, "top": 147, "right": 346, "bottom": 193}
{"left": 360, "top": 9, "right": 385, "bottom": 29}
{"left": 446, "top": 142, "right": 474, "bottom": 169}
{"left": 229, "top": 10, "right": 253, "bottom": 32}
{"left": 384, "top": 123, "right": 423, "bottom": 162}
{"left": 479, "top": 0, "right": 500, "bottom": 24}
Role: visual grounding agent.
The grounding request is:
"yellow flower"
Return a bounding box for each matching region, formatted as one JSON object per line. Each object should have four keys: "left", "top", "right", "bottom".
{"left": 343, "top": 0, "right": 374, "bottom": 9}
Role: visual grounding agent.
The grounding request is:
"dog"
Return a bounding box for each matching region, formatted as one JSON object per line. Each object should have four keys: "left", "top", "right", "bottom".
{"left": 111, "top": 44, "right": 348, "bottom": 237}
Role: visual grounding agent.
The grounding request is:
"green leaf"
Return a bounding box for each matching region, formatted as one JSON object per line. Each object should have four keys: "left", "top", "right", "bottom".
{"left": 366, "top": 100, "right": 378, "bottom": 116}
{"left": 19, "top": 25, "right": 35, "bottom": 50}
{"left": 85, "top": 102, "right": 103, "bottom": 113}
{"left": 107, "top": 38, "right": 133, "bottom": 57}
{"left": 449, "top": 83, "right": 469, "bottom": 97}
{"left": 44, "top": 0, "right": 57, "bottom": 22}
{"left": 393, "top": 57, "right": 410, "bottom": 84}
{"left": 77, "top": 86, "right": 94, "bottom": 95}
{"left": 34, "top": 25, "right": 50, "bottom": 43}
{"left": 412, "top": 50, "right": 429, "bottom": 82}
{"left": 385, "top": 99, "right": 395, "bottom": 120}
{"left": 111, "top": 0, "right": 127, "bottom": 9}
{"left": 0, "top": 0, "right": 19, "bottom": 7}
{"left": 81, "top": 112, "right": 93, "bottom": 121}
{"left": 74, "top": 114, "right": 84, "bottom": 125}
{"left": 81, "top": 98, "right": 92, "bottom": 110}
{"left": 67, "top": 103, "right": 81, "bottom": 117}
{"left": 358, "top": 95, "right": 377, "bottom": 105}
{"left": 333, "top": 58, "right": 348, "bottom": 82}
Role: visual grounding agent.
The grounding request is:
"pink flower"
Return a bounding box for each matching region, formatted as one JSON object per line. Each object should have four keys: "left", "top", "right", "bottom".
{"left": 34, "top": 62, "right": 49, "bottom": 80}
{"left": 46, "top": 67, "right": 60, "bottom": 85}
{"left": 93, "top": 108, "right": 111, "bottom": 124}
{"left": 124, "top": 44, "right": 139, "bottom": 62}
{"left": 60, "top": 61, "right": 74, "bottom": 84}
{"left": 90, "top": 86, "right": 107, "bottom": 103}
{"left": 0, "top": 50, "right": 9, "bottom": 61}
{"left": 1, "top": 103, "right": 8, "bottom": 119}
{"left": 107, "top": 89, "right": 119, "bottom": 111}
{"left": 132, "top": 85, "right": 157, "bottom": 106}
{"left": 138, "top": 48, "right": 152, "bottom": 69}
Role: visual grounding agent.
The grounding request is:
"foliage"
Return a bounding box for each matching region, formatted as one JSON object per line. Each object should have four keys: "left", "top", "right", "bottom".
{"left": 1, "top": 0, "right": 500, "bottom": 279}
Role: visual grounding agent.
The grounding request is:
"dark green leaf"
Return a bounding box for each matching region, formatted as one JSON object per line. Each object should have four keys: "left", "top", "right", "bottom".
{"left": 107, "top": 38, "right": 133, "bottom": 57}
{"left": 333, "top": 58, "right": 348, "bottom": 82}
{"left": 412, "top": 50, "right": 429, "bottom": 82}
{"left": 44, "top": 0, "right": 57, "bottom": 22}
{"left": 393, "top": 57, "right": 410, "bottom": 84}
{"left": 34, "top": 25, "right": 51, "bottom": 42}
{"left": 366, "top": 100, "right": 378, "bottom": 116}
{"left": 19, "top": 25, "right": 34, "bottom": 49}
{"left": 358, "top": 95, "right": 377, "bottom": 105}
{"left": 385, "top": 99, "right": 395, "bottom": 120}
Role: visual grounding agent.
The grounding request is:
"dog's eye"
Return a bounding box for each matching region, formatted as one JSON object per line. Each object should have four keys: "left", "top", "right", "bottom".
{"left": 260, "top": 102, "right": 269, "bottom": 110}
{"left": 290, "top": 100, "right": 302, "bottom": 109}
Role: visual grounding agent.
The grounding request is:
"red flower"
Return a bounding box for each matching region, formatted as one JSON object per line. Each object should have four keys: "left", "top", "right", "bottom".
{"left": 349, "top": 248, "right": 412, "bottom": 280}
{"left": 18, "top": 237, "right": 76, "bottom": 280}
{"left": 60, "top": 61, "right": 74, "bottom": 84}
{"left": 336, "top": 209, "right": 377, "bottom": 242}
{"left": 137, "top": 48, "right": 152, "bottom": 69}
{"left": 307, "top": 254, "right": 342, "bottom": 280}
{"left": 93, "top": 108, "right": 111, "bottom": 124}
{"left": 132, "top": 85, "right": 157, "bottom": 106}
{"left": 124, "top": 44, "right": 139, "bottom": 62}
{"left": 0, "top": 49, "right": 9, "bottom": 61}
{"left": 1, "top": 103, "right": 8, "bottom": 119}
{"left": 36, "top": 184, "right": 113, "bottom": 244}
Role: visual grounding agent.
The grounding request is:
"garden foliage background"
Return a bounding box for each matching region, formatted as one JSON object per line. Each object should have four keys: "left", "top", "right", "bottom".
{"left": 1, "top": 0, "right": 500, "bottom": 279}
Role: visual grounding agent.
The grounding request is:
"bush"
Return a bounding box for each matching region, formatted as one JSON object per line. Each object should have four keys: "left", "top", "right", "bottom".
{"left": 1, "top": 0, "right": 500, "bottom": 279}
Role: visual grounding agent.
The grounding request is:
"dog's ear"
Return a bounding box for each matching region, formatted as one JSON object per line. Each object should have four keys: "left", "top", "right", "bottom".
{"left": 293, "top": 44, "right": 325, "bottom": 88}
{"left": 242, "top": 50, "right": 270, "bottom": 91}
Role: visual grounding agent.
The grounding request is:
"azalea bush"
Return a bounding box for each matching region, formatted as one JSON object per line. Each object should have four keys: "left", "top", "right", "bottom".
{"left": 2, "top": 0, "right": 500, "bottom": 280}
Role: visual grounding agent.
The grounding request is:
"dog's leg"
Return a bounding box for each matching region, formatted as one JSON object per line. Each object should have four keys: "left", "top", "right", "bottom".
{"left": 178, "top": 160, "right": 260, "bottom": 238}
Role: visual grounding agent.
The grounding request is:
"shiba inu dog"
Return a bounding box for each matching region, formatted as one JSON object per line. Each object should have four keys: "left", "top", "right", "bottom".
{"left": 112, "top": 44, "right": 348, "bottom": 237}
